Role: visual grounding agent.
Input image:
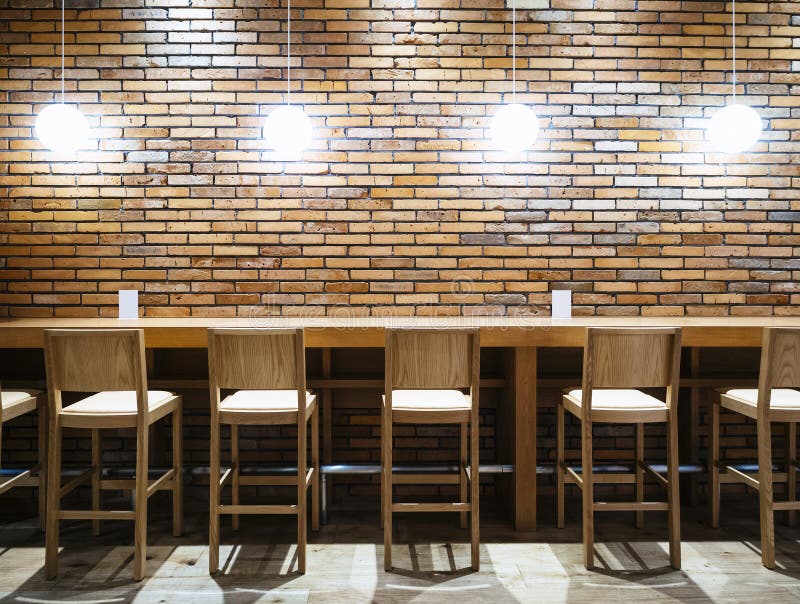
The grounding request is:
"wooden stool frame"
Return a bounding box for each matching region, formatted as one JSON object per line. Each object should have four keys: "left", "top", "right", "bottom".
{"left": 0, "top": 384, "right": 47, "bottom": 528}
{"left": 710, "top": 327, "right": 800, "bottom": 569}
{"left": 43, "top": 329, "right": 182, "bottom": 581}
{"left": 207, "top": 328, "right": 319, "bottom": 575}
{"left": 382, "top": 328, "right": 480, "bottom": 571}
{"left": 556, "top": 327, "right": 682, "bottom": 570}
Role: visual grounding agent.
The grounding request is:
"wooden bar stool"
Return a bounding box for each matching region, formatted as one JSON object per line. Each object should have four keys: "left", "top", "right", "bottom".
{"left": 43, "top": 329, "right": 183, "bottom": 581}
{"left": 382, "top": 328, "right": 480, "bottom": 571}
{"left": 710, "top": 327, "right": 800, "bottom": 569}
{"left": 0, "top": 383, "right": 46, "bottom": 527}
{"left": 207, "top": 328, "right": 319, "bottom": 575}
{"left": 556, "top": 327, "right": 682, "bottom": 570}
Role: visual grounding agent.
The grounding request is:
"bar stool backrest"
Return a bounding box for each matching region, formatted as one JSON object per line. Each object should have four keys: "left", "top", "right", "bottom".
{"left": 757, "top": 328, "right": 800, "bottom": 413}
{"left": 207, "top": 328, "right": 306, "bottom": 409}
{"left": 44, "top": 329, "right": 148, "bottom": 417}
{"left": 584, "top": 328, "right": 681, "bottom": 389}
{"left": 385, "top": 328, "right": 479, "bottom": 398}
{"left": 581, "top": 328, "right": 682, "bottom": 421}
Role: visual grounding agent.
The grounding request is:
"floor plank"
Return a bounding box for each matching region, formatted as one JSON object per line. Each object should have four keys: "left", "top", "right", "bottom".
{"left": 2, "top": 500, "right": 800, "bottom": 603}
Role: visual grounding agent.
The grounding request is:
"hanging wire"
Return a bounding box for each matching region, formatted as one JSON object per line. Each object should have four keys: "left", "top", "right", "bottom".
{"left": 287, "top": 0, "right": 291, "bottom": 105}
{"left": 512, "top": 0, "right": 516, "bottom": 104}
{"left": 731, "top": 0, "right": 736, "bottom": 102}
{"left": 61, "top": 0, "right": 65, "bottom": 103}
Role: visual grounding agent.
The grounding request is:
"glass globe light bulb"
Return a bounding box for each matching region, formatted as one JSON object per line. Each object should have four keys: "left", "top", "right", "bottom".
{"left": 35, "top": 104, "right": 90, "bottom": 155}
{"left": 263, "top": 105, "right": 313, "bottom": 159}
{"left": 490, "top": 103, "right": 539, "bottom": 153}
{"left": 707, "top": 103, "right": 762, "bottom": 153}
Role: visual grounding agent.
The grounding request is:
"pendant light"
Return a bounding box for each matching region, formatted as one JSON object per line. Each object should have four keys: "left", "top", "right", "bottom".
{"left": 35, "top": 0, "right": 89, "bottom": 155}
{"left": 490, "top": 0, "right": 538, "bottom": 153}
{"left": 263, "top": 0, "right": 312, "bottom": 159}
{"left": 707, "top": 0, "right": 762, "bottom": 153}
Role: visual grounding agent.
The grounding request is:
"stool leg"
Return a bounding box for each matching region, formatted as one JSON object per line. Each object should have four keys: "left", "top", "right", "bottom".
{"left": 667, "top": 408, "right": 681, "bottom": 570}
{"left": 556, "top": 398, "right": 565, "bottom": 529}
{"left": 757, "top": 417, "right": 775, "bottom": 569}
{"left": 133, "top": 421, "right": 149, "bottom": 581}
{"left": 709, "top": 400, "right": 720, "bottom": 529}
{"left": 383, "top": 405, "right": 392, "bottom": 571}
{"left": 172, "top": 400, "right": 183, "bottom": 537}
{"left": 45, "top": 416, "right": 62, "bottom": 580}
{"left": 209, "top": 414, "right": 221, "bottom": 574}
{"left": 92, "top": 429, "right": 101, "bottom": 536}
{"left": 460, "top": 422, "right": 467, "bottom": 529}
{"left": 470, "top": 412, "right": 480, "bottom": 571}
{"left": 581, "top": 417, "right": 594, "bottom": 570}
{"left": 297, "top": 410, "right": 307, "bottom": 574}
{"left": 635, "top": 423, "right": 644, "bottom": 529}
{"left": 312, "top": 404, "right": 320, "bottom": 532}
{"left": 231, "top": 424, "right": 239, "bottom": 532}
{"left": 787, "top": 422, "right": 796, "bottom": 528}
{"left": 0, "top": 420, "right": 3, "bottom": 501}
{"left": 37, "top": 397, "right": 47, "bottom": 532}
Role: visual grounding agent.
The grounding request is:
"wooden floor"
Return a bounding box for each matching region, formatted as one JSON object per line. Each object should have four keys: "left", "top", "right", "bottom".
{"left": 2, "top": 500, "right": 800, "bottom": 603}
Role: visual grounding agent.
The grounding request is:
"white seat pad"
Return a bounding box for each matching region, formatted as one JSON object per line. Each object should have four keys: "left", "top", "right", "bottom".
{"left": 220, "top": 390, "right": 315, "bottom": 412}
{"left": 565, "top": 388, "right": 666, "bottom": 412}
{"left": 1, "top": 389, "right": 39, "bottom": 409}
{"left": 389, "top": 389, "right": 470, "bottom": 411}
{"left": 723, "top": 388, "right": 800, "bottom": 410}
{"left": 62, "top": 390, "right": 175, "bottom": 416}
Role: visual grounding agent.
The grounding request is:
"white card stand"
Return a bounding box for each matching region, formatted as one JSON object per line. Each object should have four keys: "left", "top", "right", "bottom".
{"left": 551, "top": 289, "right": 572, "bottom": 319}
{"left": 118, "top": 290, "right": 139, "bottom": 320}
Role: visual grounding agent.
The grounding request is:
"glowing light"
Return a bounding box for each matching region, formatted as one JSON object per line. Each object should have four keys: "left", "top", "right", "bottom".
{"left": 263, "top": 105, "right": 313, "bottom": 159}
{"left": 707, "top": 103, "right": 762, "bottom": 154}
{"left": 35, "top": 103, "right": 90, "bottom": 155}
{"left": 490, "top": 103, "right": 539, "bottom": 153}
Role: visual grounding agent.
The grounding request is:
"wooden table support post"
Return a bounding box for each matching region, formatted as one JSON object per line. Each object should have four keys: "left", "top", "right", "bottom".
{"left": 322, "top": 348, "right": 333, "bottom": 515}
{"left": 689, "top": 347, "right": 701, "bottom": 506}
{"left": 505, "top": 346, "right": 537, "bottom": 531}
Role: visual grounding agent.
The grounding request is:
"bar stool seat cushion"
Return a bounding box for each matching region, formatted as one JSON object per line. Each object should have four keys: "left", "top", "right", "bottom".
{"left": 61, "top": 390, "right": 178, "bottom": 428}
{"left": 218, "top": 390, "right": 317, "bottom": 424}
{"left": 383, "top": 389, "right": 472, "bottom": 424}
{"left": 388, "top": 389, "right": 470, "bottom": 411}
{"left": 1, "top": 389, "right": 40, "bottom": 422}
{"left": 719, "top": 388, "right": 800, "bottom": 420}
{"left": 563, "top": 388, "right": 668, "bottom": 423}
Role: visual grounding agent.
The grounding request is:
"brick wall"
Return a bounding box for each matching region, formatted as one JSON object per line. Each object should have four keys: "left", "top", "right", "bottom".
{"left": 1, "top": 0, "right": 799, "bottom": 318}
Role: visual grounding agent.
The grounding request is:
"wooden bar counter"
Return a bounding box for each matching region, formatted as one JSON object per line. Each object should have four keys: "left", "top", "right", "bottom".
{"left": 2, "top": 316, "right": 799, "bottom": 532}
{"left": 2, "top": 316, "right": 797, "bottom": 349}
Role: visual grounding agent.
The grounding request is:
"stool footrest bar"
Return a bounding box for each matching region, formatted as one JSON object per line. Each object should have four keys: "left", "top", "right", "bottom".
{"left": 723, "top": 465, "right": 760, "bottom": 490}
{"left": 593, "top": 501, "right": 669, "bottom": 512}
{"left": 566, "top": 466, "right": 583, "bottom": 487}
{"left": 239, "top": 475, "right": 298, "bottom": 486}
{"left": 59, "top": 510, "right": 135, "bottom": 521}
{"left": 393, "top": 473, "right": 461, "bottom": 485}
{"left": 0, "top": 470, "right": 33, "bottom": 495}
{"left": 772, "top": 501, "right": 800, "bottom": 511}
{"left": 146, "top": 469, "right": 174, "bottom": 498}
{"left": 218, "top": 504, "right": 297, "bottom": 515}
{"left": 391, "top": 502, "right": 471, "bottom": 513}
{"left": 640, "top": 462, "right": 669, "bottom": 488}
{"left": 59, "top": 468, "right": 94, "bottom": 498}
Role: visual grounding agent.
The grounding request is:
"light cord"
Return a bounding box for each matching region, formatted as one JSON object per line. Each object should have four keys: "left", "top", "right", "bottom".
{"left": 61, "top": 0, "right": 65, "bottom": 103}
{"left": 732, "top": 0, "right": 736, "bottom": 102}
{"left": 287, "top": 0, "right": 291, "bottom": 105}
{"left": 512, "top": 0, "right": 516, "bottom": 104}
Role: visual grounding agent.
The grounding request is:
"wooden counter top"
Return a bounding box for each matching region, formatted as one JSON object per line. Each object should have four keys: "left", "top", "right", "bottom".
{"left": 2, "top": 316, "right": 799, "bottom": 348}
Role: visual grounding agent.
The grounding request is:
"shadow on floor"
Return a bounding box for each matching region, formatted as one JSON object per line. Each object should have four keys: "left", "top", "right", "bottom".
{"left": 1, "top": 499, "right": 800, "bottom": 602}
